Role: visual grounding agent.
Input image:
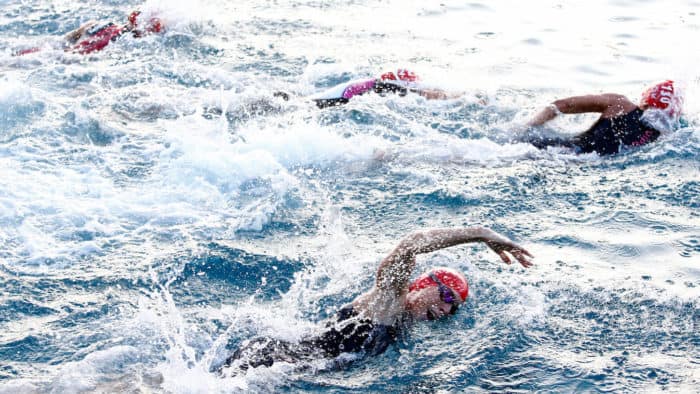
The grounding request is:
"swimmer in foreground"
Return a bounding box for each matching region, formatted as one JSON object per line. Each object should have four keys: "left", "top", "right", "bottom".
{"left": 522, "top": 80, "right": 684, "bottom": 155}
{"left": 307, "top": 69, "right": 470, "bottom": 109}
{"left": 221, "top": 226, "right": 532, "bottom": 372}
{"left": 14, "top": 10, "right": 164, "bottom": 56}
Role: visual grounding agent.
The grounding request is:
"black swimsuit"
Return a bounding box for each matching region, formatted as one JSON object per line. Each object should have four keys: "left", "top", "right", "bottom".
{"left": 222, "top": 306, "right": 401, "bottom": 370}
{"left": 528, "top": 108, "right": 661, "bottom": 155}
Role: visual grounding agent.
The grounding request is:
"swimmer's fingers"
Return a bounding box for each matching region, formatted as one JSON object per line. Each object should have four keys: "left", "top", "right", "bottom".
{"left": 497, "top": 250, "right": 511, "bottom": 265}
{"left": 506, "top": 245, "right": 534, "bottom": 268}
{"left": 512, "top": 249, "right": 534, "bottom": 268}
{"left": 488, "top": 240, "right": 534, "bottom": 268}
{"left": 273, "top": 91, "right": 290, "bottom": 101}
{"left": 486, "top": 241, "right": 512, "bottom": 264}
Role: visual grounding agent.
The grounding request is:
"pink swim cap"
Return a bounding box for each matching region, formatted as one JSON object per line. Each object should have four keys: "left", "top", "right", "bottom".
{"left": 408, "top": 267, "right": 468, "bottom": 302}
{"left": 640, "top": 80, "right": 683, "bottom": 116}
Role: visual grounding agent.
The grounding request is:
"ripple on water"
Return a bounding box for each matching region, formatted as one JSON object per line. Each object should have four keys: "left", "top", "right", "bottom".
{"left": 609, "top": 16, "right": 639, "bottom": 22}
{"left": 475, "top": 32, "right": 497, "bottom": 39}
{"left": 164, "top": 243, "right": 307, "bottom": 306}
{"left": 676, "top": 236, "right": 700, "bottom": 258}
{"left": 1, "top": 1, "right": 699, "bottom": 392}
{"left": 522, "top": 38, "right": 543, "bottom": 45}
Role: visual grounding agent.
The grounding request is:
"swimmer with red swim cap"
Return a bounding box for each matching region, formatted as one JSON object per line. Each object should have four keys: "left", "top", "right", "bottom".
{"left": 15, "top": 10, "right": 164, "bottom": 56}
{"left": 64, "top": 10, "right": 164, "bottom": 54}
{"left": 222, "top": 227, "right": 532, "bottom": 372}
{"left": 523, "top": 80, "right": 684, "bottom": 155}
{"left": 356, "top": 227, "right": 532, "bottom": 323}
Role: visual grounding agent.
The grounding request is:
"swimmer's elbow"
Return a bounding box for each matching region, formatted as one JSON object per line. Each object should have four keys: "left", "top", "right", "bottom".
{"left": 396, "top": 231, "right": 427, "bottom": 254}
{"left": 395, "top": 229, "right": 446, "bottom": 255}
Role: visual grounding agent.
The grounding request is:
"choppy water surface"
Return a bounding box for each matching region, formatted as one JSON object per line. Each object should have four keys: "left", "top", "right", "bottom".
{"left": 1, "top": 0, "right": 699, "bottom": 392}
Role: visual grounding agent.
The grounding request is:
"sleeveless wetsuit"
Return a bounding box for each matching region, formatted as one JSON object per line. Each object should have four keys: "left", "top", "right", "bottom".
{"left": 528, "top": 108, "right": 661, "bottom": 155}
{"left": 222, "top": 306, "right": 402, "bottom": 370}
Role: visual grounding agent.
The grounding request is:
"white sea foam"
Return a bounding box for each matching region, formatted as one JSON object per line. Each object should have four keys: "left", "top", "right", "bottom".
{"left": 1, "top": 0, "right": 699, "bottom": 392}
{"left": 0, "top": 380, "right": 39, "bottom": 394}
{"left": 50, "top": 346, "right": 140, "bottom": 393}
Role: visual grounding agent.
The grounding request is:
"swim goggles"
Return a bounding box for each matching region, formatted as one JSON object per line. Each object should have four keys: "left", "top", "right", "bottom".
{"left": 428, "top": 273, "right": 459, "bottom": 315}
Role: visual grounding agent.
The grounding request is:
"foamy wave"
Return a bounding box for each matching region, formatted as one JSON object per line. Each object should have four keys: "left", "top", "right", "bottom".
{"left": 0, "top": 77, "right": 44, "bottom": 130}
{"left": 50, "top": 346, "right": 140, "bottom": 392}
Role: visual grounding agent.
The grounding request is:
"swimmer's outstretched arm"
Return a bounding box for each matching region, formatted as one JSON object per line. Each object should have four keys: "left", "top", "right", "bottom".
{"left": 527, "top": 94, "right": 636, "bottom": 126}
{"left": 64, "top": 21, "right": 99, "bottom": 44}
{"left": 415, "top": 88, "right": 488, "bottom": 104}
{"left": 415, "top": 88, "right": 460, "bottom": 100}
{"left": 376, "top": 227, "right": 533, "bottom": 292}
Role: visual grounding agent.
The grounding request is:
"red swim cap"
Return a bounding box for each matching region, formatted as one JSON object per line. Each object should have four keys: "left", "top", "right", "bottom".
{"left": 380, "top": 69, "right": 419, "bottom": 82}
{"left": 408, "top": 267, "right": 468, "bottom": 302}
{"left": 128, "top": 11, "right": 140, "bottom": 26}
{"left": 128, "top": 10, "right": 164, "bottom": 34}
{"left": 640, "top": 80, "right": 683, "bottom": 116}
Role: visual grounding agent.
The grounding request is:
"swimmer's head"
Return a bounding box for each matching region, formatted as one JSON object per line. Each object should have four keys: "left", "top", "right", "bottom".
{"left": 640, "top": 80, "right": 683, "bottom": 115}
{"left": 127, "top": 10, "right": 164, "bottom": 35}
{"left": 407, "top": 267, "right": 468, "bottom": 321}
{"left": 639, "top": 80, "right": 684, "bottom": 132}
{"left": 380, "top": 69, "right": 419, "bottom": 83}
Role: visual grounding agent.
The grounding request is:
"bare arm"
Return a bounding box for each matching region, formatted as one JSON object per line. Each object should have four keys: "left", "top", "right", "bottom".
{"left": 416, "top": 88, "right": 462, "bottom": 100}
{"left": 527, "top": 94, "right": 636, "bottom": 126}
{"left": 415, "top": 89, "right": 490, "bottom": 105}
{"left": 64, "top": 21, "right": 98, "bottom": 44}
{"left": 375, "top": 227, "right": 533, "bottom": 293}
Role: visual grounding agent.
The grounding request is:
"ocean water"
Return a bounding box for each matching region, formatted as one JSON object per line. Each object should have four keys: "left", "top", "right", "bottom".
{"left": 1, "top": 0, "right": 699, "bottom": 392}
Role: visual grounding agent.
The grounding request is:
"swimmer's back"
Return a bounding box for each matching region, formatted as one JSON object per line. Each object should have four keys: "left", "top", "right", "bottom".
{"left": 222, "top": 305, "right": 401, "bottom": 370}
{"left": 575, "top": 108, "right": 660, "bottom": 155}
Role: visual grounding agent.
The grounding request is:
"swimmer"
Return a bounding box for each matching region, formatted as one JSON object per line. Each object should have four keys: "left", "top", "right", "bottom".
{"left": 221, "top": 226, "right": 533, "bottom": 372}
{"left": 14, "top": 10, "right": 164, "bottom": 56}
{"left": 200, "top": 69, "right": 478, "bottom": 123}
{"left": 308, "top": 69, "right": 469, "bottom": 109}
{"left": 522, "top": 80, "right": 684, "bottom": 155}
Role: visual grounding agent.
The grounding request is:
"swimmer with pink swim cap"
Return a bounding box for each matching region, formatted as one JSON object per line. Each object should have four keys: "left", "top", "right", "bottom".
{"left": 524, "top": 80, "right": 685, "bottom": 155}
{"left": 308, "top": 68, "right": 467, "bottom": 108}
{"left": 222, "top": 226, "right": 533, "bottom": 371}
{"left": 14, "top": 10, "right": 165, "bottom": 56}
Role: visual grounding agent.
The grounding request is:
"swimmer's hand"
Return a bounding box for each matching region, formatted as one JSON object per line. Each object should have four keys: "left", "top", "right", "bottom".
{"left": 64, "top": 21, "right": 99, "bottom": 44}
{"left": 481, "top": 229, "right": 534, "bottom": 268}
{"left": 273, "top": 91, "right": 290, "bottom": 101}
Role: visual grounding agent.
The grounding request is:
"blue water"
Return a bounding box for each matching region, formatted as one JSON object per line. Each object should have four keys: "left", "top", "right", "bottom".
{"left": 1, "top": 0, "right": 699, "bottom": 392}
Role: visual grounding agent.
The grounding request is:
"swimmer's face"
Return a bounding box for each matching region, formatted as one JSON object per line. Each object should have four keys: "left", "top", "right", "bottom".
{"left": 406, "top": 285, "right": 463, "bottom": 321}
